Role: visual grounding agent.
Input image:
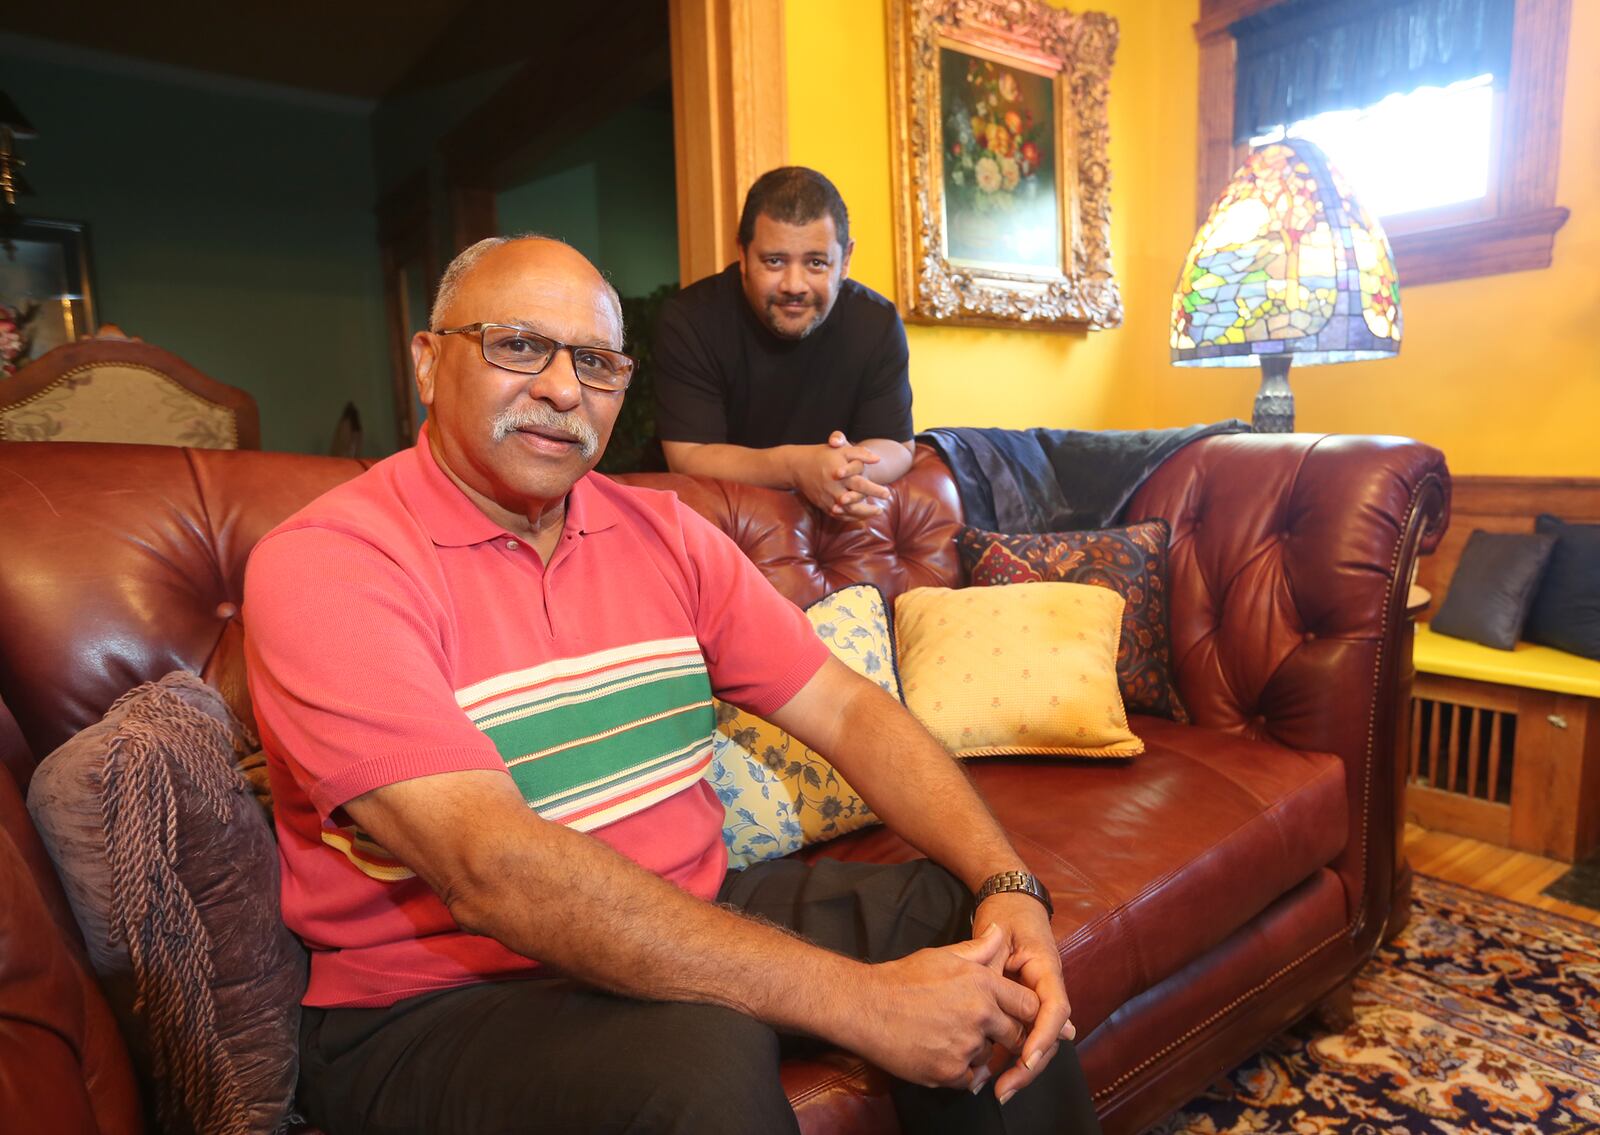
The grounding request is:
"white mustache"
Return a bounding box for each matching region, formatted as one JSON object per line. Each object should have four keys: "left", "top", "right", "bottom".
{"left": 490, "top": 404, "right": 600, "bottom": 460}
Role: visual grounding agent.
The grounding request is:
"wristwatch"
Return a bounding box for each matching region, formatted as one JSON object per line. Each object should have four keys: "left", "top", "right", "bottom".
{"left": 974, "top": 870, "right": 1053, "bottom": 919}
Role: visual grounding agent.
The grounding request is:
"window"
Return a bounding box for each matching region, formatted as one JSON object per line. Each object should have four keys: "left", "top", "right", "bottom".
{"left": 1250, "top": 74, "right": 1496, "bottom": 222}
{"left": 1194, "top": 0, "right": 1571, "bottom": 286}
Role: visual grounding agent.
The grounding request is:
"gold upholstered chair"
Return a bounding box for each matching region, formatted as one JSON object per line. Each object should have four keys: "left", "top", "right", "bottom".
{"left": 0, "top": 325, "right": 260, "bottom": 448}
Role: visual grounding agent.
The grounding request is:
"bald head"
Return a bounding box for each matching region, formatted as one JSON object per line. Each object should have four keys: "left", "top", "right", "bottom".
{"left": 430, "top": 235, "right": 623, "bottom": 342}
{"left": 411, "top": 235, "right": 631, "bottom": 534}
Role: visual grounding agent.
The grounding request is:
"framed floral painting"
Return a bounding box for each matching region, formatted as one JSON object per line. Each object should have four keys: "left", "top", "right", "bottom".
{"left": 888, "top": 0, "right": 1121, "bottom": 330}
{"left": 0, "top": 219, "right": 96, "bottom": 377}
{"left": 940, "top": 49, "right": 1060, "bottom": 272}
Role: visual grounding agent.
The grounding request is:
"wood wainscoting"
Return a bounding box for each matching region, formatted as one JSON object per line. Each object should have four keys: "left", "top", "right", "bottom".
{"left": 1415, "top": 474, "right": 1600, "bottom": 599}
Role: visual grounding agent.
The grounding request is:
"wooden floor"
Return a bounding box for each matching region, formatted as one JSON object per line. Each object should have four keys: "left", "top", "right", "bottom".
{"left": 1405, "top": 823, "right": 1600, "bottom": 928}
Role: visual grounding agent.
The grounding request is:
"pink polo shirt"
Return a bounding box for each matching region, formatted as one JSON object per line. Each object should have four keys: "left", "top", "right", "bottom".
{"left": 244, "top": 430, "right": 828, "bottom": 1007}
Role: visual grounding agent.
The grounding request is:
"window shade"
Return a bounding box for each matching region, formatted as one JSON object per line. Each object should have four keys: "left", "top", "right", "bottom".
{"left": 1231, "top": 0, "right": 1514, "bottom": 142}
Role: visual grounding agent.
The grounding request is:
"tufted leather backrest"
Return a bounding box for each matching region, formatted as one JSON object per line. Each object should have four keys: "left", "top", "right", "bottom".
{"left": 614, "top": 446, "right": 964, "bottom": 608}
{"left": 1127, "top": 432, "right": 1449, "bottom": 931}
{"left": 1130, "top": 434, "right": 1439, "bottom": 736}
{"left": 0, "top": 444, "right": 960, "bottom": 786}
{"left": 0, "top": 444, "right": 375, "bottom": 786}
{"left": 0, "top": 436, "right": 1446, "bottom": 793}
{"left": 0, "top": 759, "right": 143, "bottom": 1134}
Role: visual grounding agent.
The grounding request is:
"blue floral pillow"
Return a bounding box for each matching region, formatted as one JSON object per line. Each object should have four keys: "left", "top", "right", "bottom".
{"left": 710, "top": 583, "right": 902, "bottom": 868}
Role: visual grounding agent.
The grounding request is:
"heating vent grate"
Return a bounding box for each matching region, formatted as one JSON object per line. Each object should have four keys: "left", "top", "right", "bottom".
{"left": 1408, "top": 695, "right": 1517, "bottom": 803}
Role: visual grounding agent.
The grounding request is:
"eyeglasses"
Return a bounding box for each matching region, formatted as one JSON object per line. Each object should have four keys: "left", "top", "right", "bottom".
{"left": 435, "top": 322, "right": 636, "bottom": 392}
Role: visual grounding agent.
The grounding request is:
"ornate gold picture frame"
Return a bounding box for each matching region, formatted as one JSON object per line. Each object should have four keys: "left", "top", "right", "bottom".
{"left": 888, "top": 0, "right": 1121, "bottom": 330}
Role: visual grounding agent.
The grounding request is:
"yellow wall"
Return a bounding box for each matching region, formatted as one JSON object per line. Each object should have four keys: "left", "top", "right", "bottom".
{"left": 782, "top": 0, "right": 1599, "bottom": 476}
{"left": 783, "top": 0, "right": 1195, "bottom": 433}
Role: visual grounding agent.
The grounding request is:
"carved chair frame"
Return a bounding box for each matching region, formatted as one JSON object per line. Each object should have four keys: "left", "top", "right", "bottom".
{"left": 1, "top": 332, "right": 261, "bottom": 449}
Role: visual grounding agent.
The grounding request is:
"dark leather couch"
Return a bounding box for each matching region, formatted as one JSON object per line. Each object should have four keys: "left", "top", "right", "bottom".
{"left": 0, "top": 433, "right": 1449, "bottom": 1134}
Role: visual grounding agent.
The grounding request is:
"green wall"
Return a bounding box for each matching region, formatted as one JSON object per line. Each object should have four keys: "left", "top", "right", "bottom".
{"left": 0, "top": 48, "right": 391, "bottom": 455}
{"left": 496, "top": 96, "right": 679, "bottom": 299}
{"left": 370, "top": 64, "right": 519, "bottom": 198}
{"left": 1, "top": 46, "right": 680, "bottom": 454}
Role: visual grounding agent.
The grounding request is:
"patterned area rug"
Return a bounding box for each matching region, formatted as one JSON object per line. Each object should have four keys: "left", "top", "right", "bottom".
{"left": 1146, "top": 876, "right": 1600, "bottom": 1134}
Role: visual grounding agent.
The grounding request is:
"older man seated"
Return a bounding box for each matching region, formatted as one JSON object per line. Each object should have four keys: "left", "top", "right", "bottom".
{"left": 243, "top": 234, "right": 1099, "bottom": 1135}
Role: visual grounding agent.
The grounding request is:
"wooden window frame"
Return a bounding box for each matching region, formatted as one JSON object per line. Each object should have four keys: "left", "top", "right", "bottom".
{"left": 1195, "top": 0, "right": 1571, "bottom": 286}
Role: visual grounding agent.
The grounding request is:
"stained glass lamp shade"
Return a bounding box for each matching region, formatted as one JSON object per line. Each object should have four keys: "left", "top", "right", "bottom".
{"left": 1170, "top": 139, "right": 1401, "bottom": 432}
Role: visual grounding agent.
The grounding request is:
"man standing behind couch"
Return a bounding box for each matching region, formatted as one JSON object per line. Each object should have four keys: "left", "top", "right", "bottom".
{"left": 244, "top": 234, "right": 1097, "bottom": 1134}
{"left": 654, "top": 166, "right": 916, "bottom": 520}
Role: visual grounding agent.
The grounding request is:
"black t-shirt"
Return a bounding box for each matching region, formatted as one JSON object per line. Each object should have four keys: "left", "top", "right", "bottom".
{"left": 651, "top": 263, "right": 913, "bottom": 448}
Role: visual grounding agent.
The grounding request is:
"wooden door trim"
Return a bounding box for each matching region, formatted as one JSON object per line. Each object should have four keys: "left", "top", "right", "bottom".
{"left": 669, "top": 0, "right": 788, "bottom": 285}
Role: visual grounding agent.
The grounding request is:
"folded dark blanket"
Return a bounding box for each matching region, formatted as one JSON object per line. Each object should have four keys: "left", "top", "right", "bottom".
{"left": 917, "top": 422, "right": 1249, "bottom": 533}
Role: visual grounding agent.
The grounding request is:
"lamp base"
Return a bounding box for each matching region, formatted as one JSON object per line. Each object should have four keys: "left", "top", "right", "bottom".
{"left": 1252, "top": 355, "right": 1295, "bottom": 433}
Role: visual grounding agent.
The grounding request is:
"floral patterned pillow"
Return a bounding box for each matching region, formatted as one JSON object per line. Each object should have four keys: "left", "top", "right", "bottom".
{"left": 955, "top": 520, "right": 1188, "bottom": 722}
{"left": 710, "top": 583, "right": 901, "bottom": 869}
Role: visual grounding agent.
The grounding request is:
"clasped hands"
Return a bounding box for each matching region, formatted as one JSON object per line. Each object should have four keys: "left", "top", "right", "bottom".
{"left": 787, "top": 431, "right": 893, "bottom": 520}
{"left": 844, "top": 893, "right": 1075, "bottom": 1105}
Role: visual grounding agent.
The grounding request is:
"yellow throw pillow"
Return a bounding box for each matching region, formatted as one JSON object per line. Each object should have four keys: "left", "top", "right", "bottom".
{"left": 710, "top": 584, "right": 898, "bottom": 868}
{"left": 895, "top": 582, "right": 1143, "bottom": 758}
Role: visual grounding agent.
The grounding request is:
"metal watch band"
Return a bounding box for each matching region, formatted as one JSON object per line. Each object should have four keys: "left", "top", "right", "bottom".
{"left": 973, "top": 870, "right": 1053, "bottom": 919}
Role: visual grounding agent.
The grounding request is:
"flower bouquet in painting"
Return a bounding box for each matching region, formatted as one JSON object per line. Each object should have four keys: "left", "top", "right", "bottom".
{"left": 0, "top": 300, "right": 38, "bottom": 377}
{"left": 888, "top": 0, "right": 1121, "bottom": 329}
{"left": 939, "top": 51, "right": 1060, "bottom": 271}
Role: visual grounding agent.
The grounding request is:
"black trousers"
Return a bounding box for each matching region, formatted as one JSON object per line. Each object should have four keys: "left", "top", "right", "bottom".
{"left": 298, "top": 858, "right": 1101, "bottom": 1135}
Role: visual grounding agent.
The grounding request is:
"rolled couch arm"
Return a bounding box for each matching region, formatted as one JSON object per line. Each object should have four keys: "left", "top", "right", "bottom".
{"left": 1125, "top": 433, "right": 1450, "bottom": 947}
{"left": 0, "top": 768, "right": 143, "bottom": 1134}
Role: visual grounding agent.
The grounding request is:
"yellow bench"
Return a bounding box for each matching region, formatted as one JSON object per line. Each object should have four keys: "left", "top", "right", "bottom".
{"left": 1408, "top": 624, "right": 1600, "bottom": 862}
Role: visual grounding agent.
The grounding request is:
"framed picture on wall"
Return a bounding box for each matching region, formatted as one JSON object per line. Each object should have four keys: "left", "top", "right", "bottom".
{"left": 887, "top": 0, "right": 1122, "bottom": 331}
{"left": 0, "top": 218, "right": 97, "bottom": 376}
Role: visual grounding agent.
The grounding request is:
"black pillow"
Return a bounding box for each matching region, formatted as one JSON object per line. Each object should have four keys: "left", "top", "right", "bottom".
{"left": 1431, "top": 530, "right": 1557, "bottom": 651}
{"left": 1523, "top": 514, "right": 1600, "bottom": 660}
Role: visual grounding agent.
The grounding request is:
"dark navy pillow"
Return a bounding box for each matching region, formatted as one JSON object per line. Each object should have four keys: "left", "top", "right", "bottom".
{"left": 1431, "top": 530, "right": 1557, "bottom": 651}
{"left": 1523, "top": 514, "right": 1600, "bottom": 661}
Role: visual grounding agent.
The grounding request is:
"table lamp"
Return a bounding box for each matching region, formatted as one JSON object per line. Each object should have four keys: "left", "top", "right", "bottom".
{"left": 1169, "top": 138, "right": 1401, "bottom": 432}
